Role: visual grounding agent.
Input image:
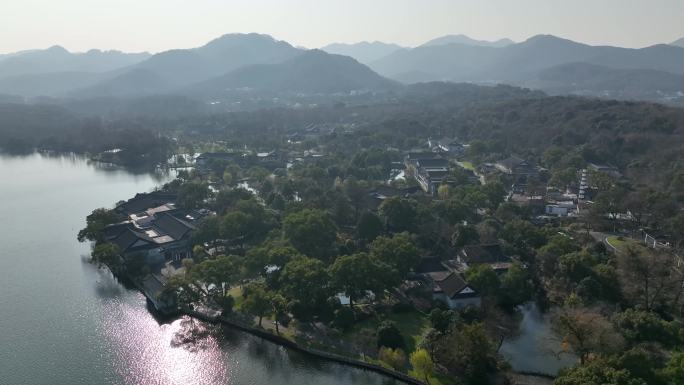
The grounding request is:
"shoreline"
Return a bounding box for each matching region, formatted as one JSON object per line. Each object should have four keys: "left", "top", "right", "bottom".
{"left": 122, "top": 271, "right": 426, "bottom": 384}
{"left": 127, "top": 270, "right": 556, "bottom": 385}
{"left": 187, "top": 309, "right": 428, "bottom": 385}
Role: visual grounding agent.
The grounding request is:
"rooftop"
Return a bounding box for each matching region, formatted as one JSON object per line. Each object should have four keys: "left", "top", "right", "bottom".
{"left": 460, "top": 244, "right": 511, "bottom": 265}
{"left": 434, "top": 273, "right": 478, "bottom": 299}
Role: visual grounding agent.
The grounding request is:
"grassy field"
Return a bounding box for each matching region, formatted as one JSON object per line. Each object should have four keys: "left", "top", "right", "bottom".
{"left": 606, "top": 236, "right": 646, "bottom": 253}
{"left": 227, "top": 286, "right": 244, "bottom": 310}
{"left": 346, "top": 309, "right": 431, "bottom": 353}
{"left": 457, "top": 161, "right": 476, "bottom": 171}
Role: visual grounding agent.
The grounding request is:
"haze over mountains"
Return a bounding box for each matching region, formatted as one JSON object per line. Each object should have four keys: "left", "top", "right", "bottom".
{"left": 2, "top": 33, "right": 684, "bottom": 105}
{"left": 320, "top": 42, "right": 405, "bottom": 64}
{"left": 420, "top": 34, "right": 514, "bottom": 48}
{"left": 183, "top": 49, "right": 398, "bottom": 98}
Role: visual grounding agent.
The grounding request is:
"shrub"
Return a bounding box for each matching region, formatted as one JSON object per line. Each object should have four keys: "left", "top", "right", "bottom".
{"left": 377, "top": 320, "right": 405, "bottom": 349}
{"left": 379, "top": 347, "right": 406, "bottom": 370}
{"left": 332, "top": 307, "right": 355, "bottom": 330}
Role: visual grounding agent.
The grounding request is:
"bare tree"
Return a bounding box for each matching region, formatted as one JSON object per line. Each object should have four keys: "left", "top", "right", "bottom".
{"left": 617, "top": 246, "right": 683, "bottom": 311}
{"left": 551, "top": 306, "right": 624, "bottom": 364}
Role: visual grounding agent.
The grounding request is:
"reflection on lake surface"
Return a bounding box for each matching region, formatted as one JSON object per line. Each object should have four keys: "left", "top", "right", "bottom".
{"left": 0, "top": 153, "right": 400, "bottom": 385}
{"left": 500, "top": 302, "right": 577, "bottom": 375}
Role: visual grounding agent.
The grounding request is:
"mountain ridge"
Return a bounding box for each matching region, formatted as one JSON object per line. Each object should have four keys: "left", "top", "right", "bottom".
{"left": 370, "top": 34, "right": 684, "bottom": 82}
{"left": 321, "top": 41, "right": 404, "bottom": 64}
{"left": 182, "top": 49, "right": 400, "bottom": 97}
{"left": 0, "top": 46, "right": 150, "bottom": 79}
{"left": 420, "top": 34, "right": 514, "bottom": 48}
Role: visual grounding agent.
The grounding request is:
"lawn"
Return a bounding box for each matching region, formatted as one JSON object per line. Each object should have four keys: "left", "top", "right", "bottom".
{"left": 346, "top": 309, "right": 431, "bottom": 354}
{"left": 457, "top": 161, "right": 476, "bottom": 171}
{"left": 227, "top": 286, "right": 244, "bottom": 310}
{"left": 606, "top": 236, "right": 645, "bottom": 253}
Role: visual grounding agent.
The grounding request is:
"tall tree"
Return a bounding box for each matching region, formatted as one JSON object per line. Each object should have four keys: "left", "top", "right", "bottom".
{"left": 369, "top": 232, "right": 420, "bottom": 276}
{"left": 551, "top": 306, "right": 624, "bottom": 364}
{"left": 78, "top": 208, "right": 122, "bottom": 243}
{"left": 428, "top": 322, "right": 496, "bottom": 384}
{"left": 379, "top": 197, "right": 417, "bottom": 233}
{"left": 357, "top": 211, "right": 384, "bottom": 243}
{"left": 279, "top": 256, "right": 331, "bottom": 319}
{"left": 177, "top": 182, "right": 210, "bottom": 210}
{"left": 283, "top": 209, "right": 337, "bottom": 259}
{"left": 242, "top": 283, "right": 272, "bottom": 327}
{"left": 330, "top": 253, "right": 397, "bottom": 306}
{"left": 193, "top": 254, "right": 240, "bottom": 300}
{"left": 410, "top": 348, "right": 435, "bottom": 385}
{"left": 617, "top": 247, "right": 682, "bottom": 311}
{"left": 91, "top": 243, "right": 121, "bottom": 269}
{"left": 465, "top": 264, "right": 500, "bottom": 297}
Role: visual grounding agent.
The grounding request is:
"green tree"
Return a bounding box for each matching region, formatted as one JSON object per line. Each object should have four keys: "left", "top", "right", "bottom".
{"left": 377, "top": 320, "right": 405, "bottom": 349}
{"left": 428, "top": 308, "right": 456, "bottom": 333}
{"left": 91, "top": 243, "right": 121, "bottom": 268}
{"left": 555, "top": 358, "right": 647, "bottom": 385}
{"left": 271, "top": 293, "right": 288, "bottom": 335}
{"left": 480, "top": 181, "right": 506, "bottom": 210}
{"left": 499, "top": 263, "right": 534, "bottom": 307}
{"left": 242, "top": 283, "right": 272, "bottom": 327}
{"left": 501, "top": 219, "right": 547, "bottom": 251}
{"left": 465, "top": 264, "right": 500, "bottom": 298}
{"left": 193, "top": 254, "right": 240, "bottom": 300}
{"left": 369, "top": 232, "right": 420, "bottom": 276}
{"left": 332, "top": 307, "right": 355, "bottom": 330}
{"left": 191, "top": 216, "right": 221, "bottom": 248}
{"left": 379, "top": 197, "right": 417, "bottom": 232}
{"left": 379, "top": 347, "right": 406, "bottom": 370}
{"left": 357, "top": 211, "right": 384, "bottom": 242}
{"left": 330, "top": 253, "right": 397, "bottom": 306}
{"left": 279, "top": 256, "right": 331, "bottom": 319}
{"left": 177, "top": 182, "right": 210, "bottom": 209}
{"left": 429, "top": 322, "right": 495, "bottom": 384}
{"left": 78, "top": 208, "right": 121, "bottom": 242}
{"left": 451, "top": 223, "right": 481, "bottom": 248}
{"left": 410, "top": 348, "right": 435, "bottom": 385}
{"left": 442, "top": 198, "right": 473, "bottom": 225}
{"left": 283, "top": 209, "right": 337, "bottom": 259}
{"left": 343, "top": 177, "right": 367, "bottom": 222}
{"left": 612, "top": 309, "right": 674, "bottom": 347}
{"left": 661, "top": 352, "right": 684, "bottom": 385}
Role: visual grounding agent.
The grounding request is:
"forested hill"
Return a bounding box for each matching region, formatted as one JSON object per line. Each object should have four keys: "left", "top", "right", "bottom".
{"left": 0, "top": 103, "right": 171, "bottom": 165}
{"left": 416, "top": 89, "right": 684, "bottom": 190}
{"left": 0, "top": 82, "right": 682, "bottom": 194}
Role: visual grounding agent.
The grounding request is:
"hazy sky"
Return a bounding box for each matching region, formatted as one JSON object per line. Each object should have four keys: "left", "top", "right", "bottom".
{"left": 1, "top": 0, "right": 683, "bottom": 53}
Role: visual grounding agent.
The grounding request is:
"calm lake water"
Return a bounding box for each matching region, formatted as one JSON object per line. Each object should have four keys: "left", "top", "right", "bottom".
{"left": 0, "top": 153, "right": 399, "bottom": 385}
{"left": 500, "top": 303, "right": 577, "bottom": 375}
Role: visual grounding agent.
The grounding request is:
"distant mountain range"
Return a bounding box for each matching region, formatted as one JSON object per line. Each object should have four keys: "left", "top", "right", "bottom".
{"left": 0, "top": 46, "right": 150, "bottom": 78}
{"left": 183, "top": 49, "right": 399, "bottom": 97}
{"left": 2, "top": 33, "right": 684, "bottom": 104}
{"left": 367, "top": 34, "right": 684, "bottom": 103}
{"left": 671, "top": 37, "right": 684, "bottom": 48}
{"left": 370, "top": 35, "right": 684, "bottom": 81}
{"left": 321, "top": 41, "right": 405, "bottom": 64}
{"left": 320, "top": 35, "right": 513, "bottom": 64}
{"left": 420, "top": 34, "right": 514, "bottom": 48}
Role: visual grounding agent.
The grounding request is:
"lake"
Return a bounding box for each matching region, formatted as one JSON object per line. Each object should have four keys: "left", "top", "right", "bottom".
{"left": 0, "top": 153, "right": 400, "bottom": 385}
